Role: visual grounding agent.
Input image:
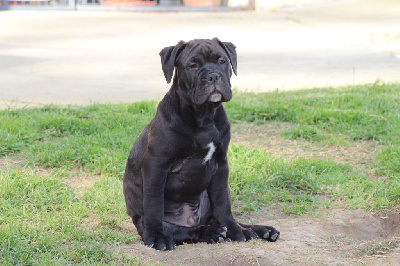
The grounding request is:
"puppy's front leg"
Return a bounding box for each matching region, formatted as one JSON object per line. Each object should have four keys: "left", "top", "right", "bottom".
{"left": 142, "top": 154, "right": 176, "bottom": 251}
{"left": 208, "top": 159, "right": 258, "bottom": 242}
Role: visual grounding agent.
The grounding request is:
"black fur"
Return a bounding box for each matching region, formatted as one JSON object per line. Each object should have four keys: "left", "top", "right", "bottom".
{"left": 123, "top": 38, "right": 279, "bottom": 250}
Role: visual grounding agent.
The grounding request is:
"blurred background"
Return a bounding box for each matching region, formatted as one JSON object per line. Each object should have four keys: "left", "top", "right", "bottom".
{"left": 0, "top": 0, "right": 399, "bottom": 107}
{"left": 0, "top": 0, "right": 334, "bottom": 10}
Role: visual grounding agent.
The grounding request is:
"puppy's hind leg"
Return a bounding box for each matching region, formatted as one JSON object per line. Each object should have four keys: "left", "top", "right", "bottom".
{"left": 239, "top": 223, "right": 280, "bottom": 242}
{"left": 131, "top": 214, "right": 144, "bottom": 238}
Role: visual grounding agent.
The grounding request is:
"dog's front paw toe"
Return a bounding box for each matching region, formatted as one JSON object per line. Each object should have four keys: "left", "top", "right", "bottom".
{"left": 262, "top": 230, "right": 271, "bottom": 239}
{"left": 269, "top": 231, "right": 280, "bottom": 242}
{"left": 220, "top": 226, "right": 227, "bottom": 238}
{"left": 236, "top": 224, "right": 280, "bottom": 242}
{"left": 251, "top": 225, "right": 280, "bottom": 242}
{"left": 227, "top": 227, "right": 258, "bottom": 242}
{"left": 243, "top": 228, "right": 259, "bottom": 241}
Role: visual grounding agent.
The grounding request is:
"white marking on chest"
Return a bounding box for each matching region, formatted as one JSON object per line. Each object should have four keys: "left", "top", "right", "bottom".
{"left": 203, "top": 142, "right": 216, "bottom": 165}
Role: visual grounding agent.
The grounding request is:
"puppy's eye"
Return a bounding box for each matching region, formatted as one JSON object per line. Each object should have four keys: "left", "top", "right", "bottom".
{"left": 219, "top": 59, "right": 226, "bottom": 64}
{"left": 189, "top": 63, "right": 198, "bottom": 70}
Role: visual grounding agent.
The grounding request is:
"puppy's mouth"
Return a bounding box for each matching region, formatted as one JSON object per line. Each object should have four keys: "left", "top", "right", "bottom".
{"left": 193, "top": 77, "right": 232, "bottom": 105}
{"left": 208, "top": 92, "right": 222, "bottom": 103}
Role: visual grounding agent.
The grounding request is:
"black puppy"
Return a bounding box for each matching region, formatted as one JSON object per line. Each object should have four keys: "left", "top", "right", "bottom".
{"left": 123, "top": 38, "right": 279, "bottom": 250}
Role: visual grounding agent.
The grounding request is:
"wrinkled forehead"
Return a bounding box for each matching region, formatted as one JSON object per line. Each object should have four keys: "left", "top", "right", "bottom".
{"left": 179, "top": 39, "right": 225, "bottom": 63}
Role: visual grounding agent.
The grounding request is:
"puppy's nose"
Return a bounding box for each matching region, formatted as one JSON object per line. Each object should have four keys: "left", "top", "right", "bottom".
{"left": 207, "top": 73, "right": 220, "bottom": 83}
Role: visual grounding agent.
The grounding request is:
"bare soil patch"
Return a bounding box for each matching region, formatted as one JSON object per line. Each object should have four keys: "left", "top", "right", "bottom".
{"left": 0, "top": 155, "right": 27, "bottom": 172}
{"left": 0, "top": 156, "right": 101, "bottom": 197}
{"left": 65, "top": 171, "right": 102, "bottom": 197}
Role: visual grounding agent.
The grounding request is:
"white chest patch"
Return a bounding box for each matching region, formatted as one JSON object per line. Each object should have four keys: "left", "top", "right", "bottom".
{"left": 203, "top": 142, "right": 216, "bottom": 165}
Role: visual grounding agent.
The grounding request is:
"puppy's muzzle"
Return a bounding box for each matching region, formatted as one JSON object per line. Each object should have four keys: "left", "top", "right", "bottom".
{"left": 206, "top": 72, "right": 223, "bottom": 103}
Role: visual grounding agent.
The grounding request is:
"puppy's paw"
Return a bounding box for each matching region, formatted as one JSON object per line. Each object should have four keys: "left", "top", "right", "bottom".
{"left": 144, "top": 232, "right": 176, "bottom": 251}
{"left": 248, "top": 225, "right": 280, "bottom": 242}
{"left": 227, "top": 226, "right": 259, "bottom": 242}
{"left": 207, "top": 225, "right": 228, "bottom": 244}
{"left": 199, "top": 225, "right": 227, "bottom": 244}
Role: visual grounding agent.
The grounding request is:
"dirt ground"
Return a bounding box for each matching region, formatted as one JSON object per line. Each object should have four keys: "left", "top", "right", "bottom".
{"left": 117, "top": 207, "right": 400, "bottom": 265}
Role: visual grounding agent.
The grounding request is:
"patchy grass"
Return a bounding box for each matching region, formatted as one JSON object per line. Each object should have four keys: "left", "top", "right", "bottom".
{"left": 1, "top": 82, "right": 400, "bottom": 264}
{"left": 356, "top": 238, "right": 399, "bottom": 257}
{"left": 228, "top": 143, "right": 400, "bottom": 212}
{"left": 226, "top": 81, "right": 398, "bottom": 144}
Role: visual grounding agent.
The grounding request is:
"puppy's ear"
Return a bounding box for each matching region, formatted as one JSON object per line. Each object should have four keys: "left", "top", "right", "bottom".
{"left": 159, "top": 41, "right": 185, "bottom": 84}
{"left": 213, "top": 37, "right": 237, "bottom": 76}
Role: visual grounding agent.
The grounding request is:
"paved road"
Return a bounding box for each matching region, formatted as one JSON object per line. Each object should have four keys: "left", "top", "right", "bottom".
{"left": 0, "top": 0, "right": 399, "bottom": 107}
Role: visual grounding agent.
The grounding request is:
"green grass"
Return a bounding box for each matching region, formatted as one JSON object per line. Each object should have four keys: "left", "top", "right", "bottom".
{"left": 1, "top": 82, "right": 400, "bottom": 264}
{"left": 229, "top": 144, "right": 400, "bottom": 212}
{"left": 0, "top": 168, "right": 138, "bottom": 265}
{"left": 226, "top": 81, "right": 397, "bottom": 143}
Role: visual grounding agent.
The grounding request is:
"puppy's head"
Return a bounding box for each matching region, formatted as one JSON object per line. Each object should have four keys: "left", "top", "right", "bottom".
{"left": 160, "top": 38, "right": 237, "bottom": 106}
